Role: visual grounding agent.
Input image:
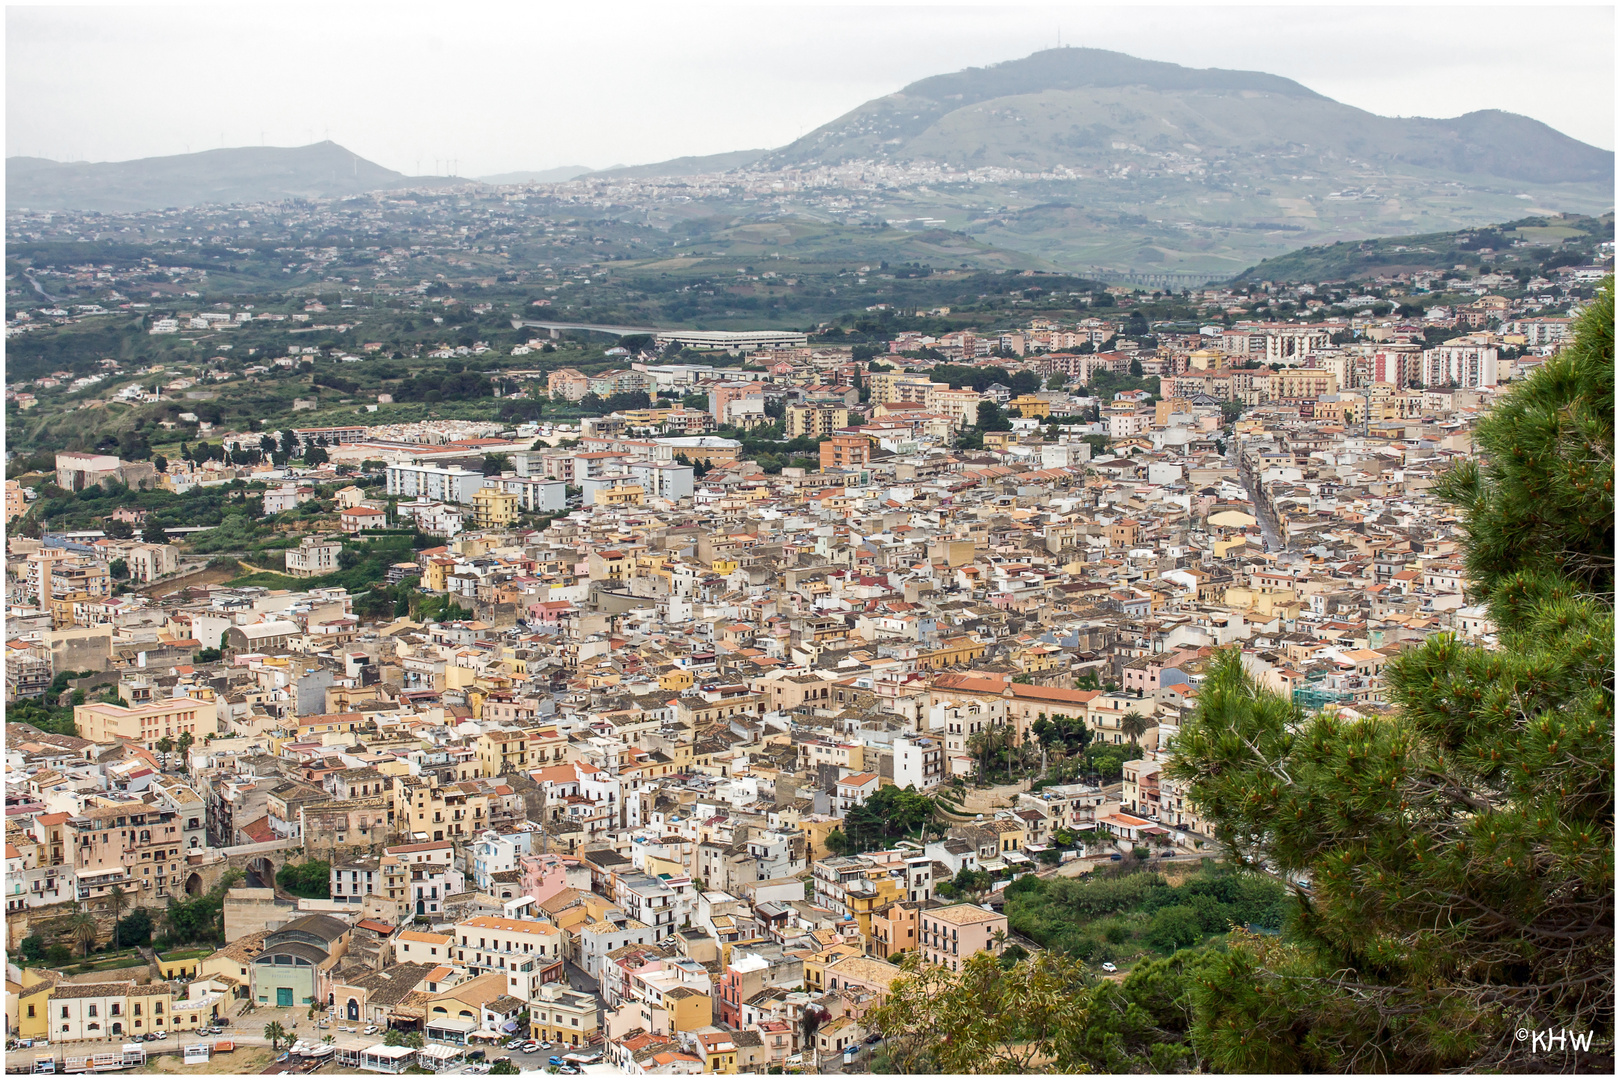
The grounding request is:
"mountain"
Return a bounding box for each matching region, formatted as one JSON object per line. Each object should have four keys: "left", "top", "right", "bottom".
{"left": 762, "top": 48, "right": 1612, "bottom": 186}
{"left": 5, "top": 141, "right": 460, "bottom": 213}
{"left": 1230, "top": 212, "right": 1615, "bottom": 284}
{"left": 479, "top": 166, "right": 595, "bottom": 185}
{"left": 585, "top": 149, "right": 768, "bottom": 181}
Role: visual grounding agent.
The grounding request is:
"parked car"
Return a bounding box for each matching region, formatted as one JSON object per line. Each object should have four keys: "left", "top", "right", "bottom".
{"left": 1101, "top": 962, "right": 1118, "bottom": 973}
{"left": 549, "top": 1056, "right": 567, "bottom": 1066}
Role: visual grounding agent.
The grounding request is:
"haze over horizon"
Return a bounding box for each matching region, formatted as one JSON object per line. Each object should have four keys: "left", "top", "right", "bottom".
{"left": 7, "top": 3, "right": 1615, "bottom": 179}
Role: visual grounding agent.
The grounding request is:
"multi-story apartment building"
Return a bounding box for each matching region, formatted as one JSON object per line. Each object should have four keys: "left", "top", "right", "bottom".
{"left": 385, "top": 463, "right": 486, "bottom": 505}
{"left": 820, "top": 434, "right": 872, "bottom": 471}
{"left": 454, "top": 914, "right": 565, "bottom": 999}
{"left": 1422, "top": 341, "right": 1500, "bottom": 388}
{"left": 284, "top": 536, "right": 343, "bottom": 577}
{"left": 72, "top": 696, "right": 217, "bottom": 748}
{"left": 918, "top": 903, "right": 1008, "bottom": 974}
{"left": 547, "top": 368, "right": 590, "bottom": 400}
{"left": 784, "top": 403, "right": 850, "bottom": 439}
{"left": 393, "top": 777, "right": 491, "bottom": 844}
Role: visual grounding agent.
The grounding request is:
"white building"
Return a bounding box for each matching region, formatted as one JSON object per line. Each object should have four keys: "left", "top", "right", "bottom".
{"left": 493, "top": 475, "right": 568, "bottom": 513}
{"left": 893, "top": 734, "right": 945, "bottom": 790}
{"left": 1421, "top": 343, "right": 1499, "bottom": 389}
{"left": 386, "top": 463, "right": 486, "bottom": 505}
{"left": 285, "top": 536, "right": 342, "bottom": 577}
{"left": 453, "top": 914, "right": 564, "bottom": 1001}
{"left": 627, "top": 461, "right": 695, "bottom": 502}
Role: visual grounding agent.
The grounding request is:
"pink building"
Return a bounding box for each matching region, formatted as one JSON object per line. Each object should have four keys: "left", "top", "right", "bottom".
{"left": 520, "top": 851, "right": 584, "bottom": 907}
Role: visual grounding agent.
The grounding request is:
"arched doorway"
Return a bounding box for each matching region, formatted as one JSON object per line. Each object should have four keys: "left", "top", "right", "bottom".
{"left": 185, "top": 872, "right": 204, "bottom": 896}
{"left": 347, "top": 999, "right": 360, "bottom": 1022}
{"left": 245, "top": 857, "right": 276, "bottom": 890}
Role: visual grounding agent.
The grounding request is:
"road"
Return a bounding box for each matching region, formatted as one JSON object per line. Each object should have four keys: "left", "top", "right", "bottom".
{"left": 510, "top": 317, "right": 660, "bottom": 336}
{"left": 23, "top": 270, "right": 57, "bottom": 304}
{"left": 1231, "top": 438, "right": 1283, "bottom": 551}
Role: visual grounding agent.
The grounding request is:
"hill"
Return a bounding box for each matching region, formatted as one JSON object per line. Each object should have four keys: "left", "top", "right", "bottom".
{"left": 584, "top": 149, "right": 768, "bottom": 181}
{"left": 1229, "top": 212, "right": 1615, "bottom": 283}
{"left": 5, "top": 141, "right": 459, "bottom": 212}
{"left": 763, "top": 47, "right": 1612, "bottom": 186}
{"left": 478, "top": 166, "right": 595, "bottom": 185}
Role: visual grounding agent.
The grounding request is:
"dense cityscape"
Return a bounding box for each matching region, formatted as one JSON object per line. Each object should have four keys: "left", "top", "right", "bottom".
{"left": 4, "top": 31, "right": 1614, "bottom": 1080}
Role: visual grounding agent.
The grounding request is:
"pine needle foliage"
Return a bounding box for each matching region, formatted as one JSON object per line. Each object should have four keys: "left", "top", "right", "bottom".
{"left": 1166, "top": 279, "right": 1614, "bottom": 1072}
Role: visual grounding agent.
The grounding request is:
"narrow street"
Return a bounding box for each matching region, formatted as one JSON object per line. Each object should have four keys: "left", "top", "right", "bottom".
{"left": 1231, "top": 438, "right": 1283, "bottom": 551}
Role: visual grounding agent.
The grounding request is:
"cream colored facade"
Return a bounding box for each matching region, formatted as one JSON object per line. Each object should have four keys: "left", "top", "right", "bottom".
{"left": 72, "top": 696, "right": 217, "bottom": 748}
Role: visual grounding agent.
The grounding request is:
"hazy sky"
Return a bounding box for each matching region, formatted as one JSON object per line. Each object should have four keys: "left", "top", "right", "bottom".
{"left": 7, "top": 2, "right": 1615, "bottom": 177}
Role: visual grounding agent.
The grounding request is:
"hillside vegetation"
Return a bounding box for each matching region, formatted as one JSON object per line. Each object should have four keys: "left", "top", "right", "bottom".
{"left": 1230, "top": 212, "right": 1614, "bottom": 283}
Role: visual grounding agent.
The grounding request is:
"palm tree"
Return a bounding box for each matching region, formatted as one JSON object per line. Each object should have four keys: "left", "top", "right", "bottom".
{"left": 966, "top": 729, "right": 990, "bottom": 785}
{"left": 155, "top": 736, "right": 174, "bottom": 757}
{"left": 106, "top": 885, "right": 128, "bottom": 947}
{"left": 264, "top": 1021, "right": 288, "bottom": 1051}
{"left": 323, "top": 1035, "right": 335, "bottom": 1048}
{"left": 176, "top": 731, "right": 194, "bottom": 759}
{"left": 990, "top": 927, "right": 1009, "bottom": 955}
{"left": 69, "top": 906, "right": 100, "bottom": 958}
{"left": 1120, "top": 711, "right": 1149, "bottom": 746}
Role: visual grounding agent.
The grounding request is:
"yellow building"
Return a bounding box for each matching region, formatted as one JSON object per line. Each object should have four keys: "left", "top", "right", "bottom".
{"left": 475, "top": 729, "right": 538, "bottom": 777}
{"left": 1313, "top": 396, "right": 1366, "bottom": 424}
{"left": 918, "top": 636, "right": 988, "bottom": 670}
{"left": 1007, "top": 394, "right": 1051, "bottom": 418}
{"left": 662, "top": 986, "right": 713, "bottom": 1036}
{"left": 788, "top": 813, "right": 842, "bottom": 862}
{"left": 528, "top": 981, "right": 601, "bottom": 1049}
{"left": 1271, "top": 368, "right": 1338, "bottom": 400}
{"left": 594, "top": 483, "right": 645, "bottom": 507}
{"left": 472, "top": 487, "right": 521, "bottom": 528}
{"left": 868, "top": 370, "right": 936, "bottom": 406}
{"left": 13, "top": 970, "right": 57, "bottom": 1041}
{"left": 659, "top": 668, "right": 695, "bottom": 691}
{"left": 1223, "top": 584, "right": 1301, "bottom": 620}
{"left": 395, "top": 777, "right": 491, "bottom": 842}
{"left": 73, "top": 697, "right": 217, "bottom": 748}
{"left": 785, "top": 404, "right": 849, "bottom": 440}
{"left": 153, "top": 949, "right": 209, "bottom": 981}
{"left": 295, "top": 712, "right": 365, "bottom": 740}
{"left": 843, "top": 875, "right": 905, "bottom": 948}
{"left": 1012, "top": 642, "right": 1068, "bottom": 674}
{"left": 696, "top": 1030, "right": 742, "bottom": 1074}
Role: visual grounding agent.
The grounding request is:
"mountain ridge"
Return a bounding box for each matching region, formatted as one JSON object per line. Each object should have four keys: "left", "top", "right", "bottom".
{"left": 758, "top": 48, "right": 1611, "bottom": 184}
{"left": 6, "top": 141, "right": 465, "bottom": 212}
